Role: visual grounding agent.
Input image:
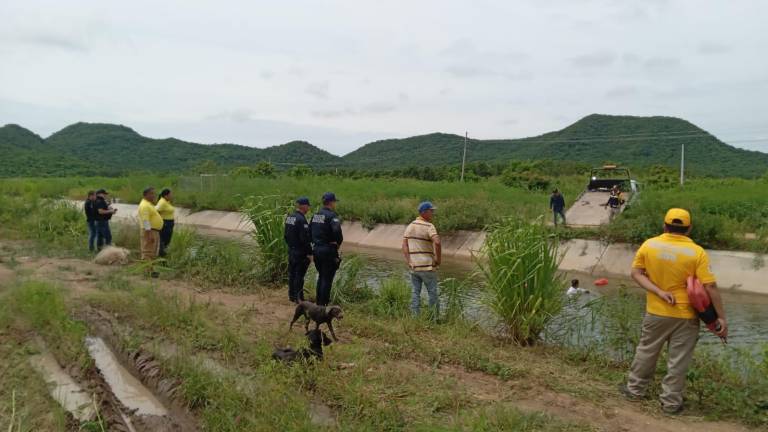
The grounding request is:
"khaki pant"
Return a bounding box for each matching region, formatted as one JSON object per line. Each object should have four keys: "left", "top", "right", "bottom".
{"left": 627, "top": 313, "right": 699, "bottom": 409}
{"left": 140, "top": 229, "right": 160, "bottom": 261}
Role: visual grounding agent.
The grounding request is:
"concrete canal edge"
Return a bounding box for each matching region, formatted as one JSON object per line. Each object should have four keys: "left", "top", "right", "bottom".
{"left": 91, "top": 202, "right": 768, "bottom": 296}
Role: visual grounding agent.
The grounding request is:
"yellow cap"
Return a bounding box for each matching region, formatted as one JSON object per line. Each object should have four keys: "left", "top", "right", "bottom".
{"left": 664, "top": 208, "right": 691, "bottom": 227}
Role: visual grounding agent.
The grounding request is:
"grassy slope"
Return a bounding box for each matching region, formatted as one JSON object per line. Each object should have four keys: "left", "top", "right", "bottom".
{"left": 343, "top": 114, "right": 768, "bottom": 177}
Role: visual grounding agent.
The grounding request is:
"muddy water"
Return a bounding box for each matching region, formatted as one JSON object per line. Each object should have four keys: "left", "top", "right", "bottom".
{"left": 29, "top": 347, "right": 95, "bottom": 421}
{"left": 340, "top": 245, "right": 768, "bottom": 351}
{"left": 85, "top": 336, "right": 169, "bottom": 416}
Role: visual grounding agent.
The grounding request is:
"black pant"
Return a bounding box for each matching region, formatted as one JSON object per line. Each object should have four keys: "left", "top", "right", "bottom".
{"left": 287, "top": 250, "right": 310, "bottom": 303}
{"left": 159, "top": 220, "right": 175, "bottom": 257}
{"left": 314, "top": 246, "right": 340, "bottom": 306}
{"left": 96, "top": 220, "right": 112, "bottom": 250}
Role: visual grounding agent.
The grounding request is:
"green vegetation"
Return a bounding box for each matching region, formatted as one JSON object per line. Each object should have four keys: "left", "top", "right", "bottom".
{"left": 479, "top": 218, "right": 564, "bottom": 345}
{"left": 344, "top": 114, "right": 768, "bottom": 177}
{"left": 241, "top": 196, "right": 291, "bottom": 284}
{"left": 602, "top": 177, "right": 768, "bottom": 251}
{"left": 0, "top": 122, "right": 340, "bottom": 176}
{"left": 3, "top": 114, "right": 767, "bottom": 177}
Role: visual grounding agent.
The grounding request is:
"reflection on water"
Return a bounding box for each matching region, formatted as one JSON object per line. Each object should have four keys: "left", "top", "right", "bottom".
{"left": 340, "top": 245, "right": 768, "bottom": 352}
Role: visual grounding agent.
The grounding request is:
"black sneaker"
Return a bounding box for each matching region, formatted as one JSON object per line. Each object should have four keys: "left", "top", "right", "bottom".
{"left": 618, "top": 383, "right": 643, "bottom": 402}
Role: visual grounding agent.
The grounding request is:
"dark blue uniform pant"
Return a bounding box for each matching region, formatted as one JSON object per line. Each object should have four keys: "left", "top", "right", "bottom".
{"left": 87, "top": 220, "right": 97, "bottom": 252}
{"left": 288, "top": 250, "right": 310, "bottom": 303}
{"left": 159, "top": 219, "right": 175, "bottom": 257}
{"left": 96, "top": 220, "right": 112, "bottom": 250}
{"left": 314, "top": 247, "right": 340, "bottom": 306}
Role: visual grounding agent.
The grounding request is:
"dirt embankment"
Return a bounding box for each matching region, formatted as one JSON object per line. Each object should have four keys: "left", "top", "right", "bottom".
{"left": 0, "top": 244, "right": 756, "bottom": 432}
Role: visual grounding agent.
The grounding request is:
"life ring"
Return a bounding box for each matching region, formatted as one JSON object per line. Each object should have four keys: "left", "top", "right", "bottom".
{"left": 593, "top": 278, "right": 609, "bottom": 286}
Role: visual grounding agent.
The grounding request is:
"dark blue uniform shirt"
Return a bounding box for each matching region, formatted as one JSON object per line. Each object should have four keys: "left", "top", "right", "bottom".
{"left": 284, "top": 210, "right": 312, "bottom": 255}
{"left": 550, "top": 194, "right": 565, "bottom": 212}
{"left": 310, "top": 207, "right": 343, "bottom": 248}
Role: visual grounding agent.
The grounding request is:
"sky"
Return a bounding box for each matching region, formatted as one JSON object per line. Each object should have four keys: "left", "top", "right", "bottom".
{"left": 1, "top": 0, "right": 767, "bottom": 155}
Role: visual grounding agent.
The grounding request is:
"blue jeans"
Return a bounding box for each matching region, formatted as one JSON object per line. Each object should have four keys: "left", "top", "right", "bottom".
{"left": 87, "top": 220, "right": 97, "bottom": 252}
{"left": 96, "top": 220, "right": 112, "bottom": 250}
{"left": 410, "top": 271, "right": 439, "bottom": 316}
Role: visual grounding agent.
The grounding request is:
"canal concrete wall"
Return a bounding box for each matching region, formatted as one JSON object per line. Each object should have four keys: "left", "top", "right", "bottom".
{"left": 74, "top": 201, "right": 768, "bottom": 295}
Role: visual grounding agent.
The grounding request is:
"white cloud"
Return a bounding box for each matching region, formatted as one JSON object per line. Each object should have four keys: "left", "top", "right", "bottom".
{"left": 0, "top": 0, "right": 766, "bottom": 153}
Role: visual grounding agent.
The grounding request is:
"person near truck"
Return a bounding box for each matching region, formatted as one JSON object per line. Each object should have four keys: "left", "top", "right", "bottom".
{"left": 138, "top": 187, "right": 164, "bottom": 278}
{"left": 310, "top": 192, "right": 343, "bottom": 306}
{"left": 94, "top": 189, "right": 117, "bottom": 250}
{"left": 402, "top": 201, "right": 441, "bottom": 317}
{"left": 285, "top": 197, "right": 313, "bottom": 303}
{"left": 604, "top": 185, "right": 623, "bottom": 221}
{"left": 156, "top": 188, "right": 175, "bottom": 257}
{"left": 620, "top": 208, "right": 727, "bottom": 414}
{"left": 550, "top": 189, "right": 566, "bottom": 226}
{"left": 84, "top": 190, "right": 98, "bottom": 252}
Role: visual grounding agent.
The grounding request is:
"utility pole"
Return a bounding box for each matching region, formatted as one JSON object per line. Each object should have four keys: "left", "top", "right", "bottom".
{"left": 680, "top": 143, "right": 685, "bottom": 186}
{"left": 460, "top": 131, "right": 468, "bottom": 182}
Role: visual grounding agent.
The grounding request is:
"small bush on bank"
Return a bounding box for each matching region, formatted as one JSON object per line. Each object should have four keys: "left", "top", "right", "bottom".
{"left": 479, "top": 217, "right": 563, "bottom": 345}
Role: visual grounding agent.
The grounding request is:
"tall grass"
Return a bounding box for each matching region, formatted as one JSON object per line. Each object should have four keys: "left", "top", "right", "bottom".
{"left": 163, "top": 228, "right": 259, "bottom": 289}
{"left": 478, "top": 217, "right": 563, "bottom": 345}
{"left": 330, "top": 254, "right": 374, "bottom": 305}
{"left": 241, "top": 196, "right": 290, "bottom": 284}
{"left": 371, "top": 277, "right": 411, "bottom": 317}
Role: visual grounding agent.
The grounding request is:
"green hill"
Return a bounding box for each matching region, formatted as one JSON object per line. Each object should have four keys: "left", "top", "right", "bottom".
{"left": 2, "top": 115, "right": 767, "bottom": 177}
{"left": 342, "top": 114, "right": 768, "bottom": 177}
{"left": 0, "top": 122, "right": 343, "bottom": 176}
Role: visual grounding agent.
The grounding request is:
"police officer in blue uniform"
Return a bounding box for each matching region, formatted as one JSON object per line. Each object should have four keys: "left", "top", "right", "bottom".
{"left": 284, "top": 197, "right": 313, "bottom": 303}
{"left": 310, "top": 192, "right": 343, "bottom": 306}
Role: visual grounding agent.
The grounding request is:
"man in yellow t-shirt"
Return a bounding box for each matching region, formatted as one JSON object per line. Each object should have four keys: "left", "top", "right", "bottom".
{"left": 155, "top": 188, "right": 175, "bottom": 257}
{"left": 621, "top": 208, "right": 727, "bottom": 414}
{"left": 138, "top": 187, "right": 164, "bottom": 277}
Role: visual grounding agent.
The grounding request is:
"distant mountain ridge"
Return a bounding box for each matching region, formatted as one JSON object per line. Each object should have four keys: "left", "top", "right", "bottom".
{"left": 343, "top": 114, "right": 768, "bottom": 177}
{"left": 1, "top": 114, "right": 767, "bottom": 177}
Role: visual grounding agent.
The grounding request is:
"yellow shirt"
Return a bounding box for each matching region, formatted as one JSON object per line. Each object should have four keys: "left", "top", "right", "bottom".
{"left": 404, "top": 216, "right": 439, "bottom": 271}
{"left": 138, "top": 199, "right": 164, "bottom": 230}
{"left": 632, "top": 233, "right": 716, "bottom": 319}
{"left": 156, "top": 197, "right": 175, "bottom": 220}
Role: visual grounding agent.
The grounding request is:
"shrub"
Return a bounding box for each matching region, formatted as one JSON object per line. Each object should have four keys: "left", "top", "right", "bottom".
{"left": 478, "top": 217, "right": 563, "bottom": 344}
{"left": 241, "top": 196, "right": 291, "bottom": 284}
{"left": 331, "top": 254, "right": 374, "bottom": 305}
{"left": 372, "top": 277, "right": 410, "bottom": 317}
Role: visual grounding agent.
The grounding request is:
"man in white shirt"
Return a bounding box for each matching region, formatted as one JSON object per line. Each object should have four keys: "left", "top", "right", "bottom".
{"left": 566, "top": 279, "right": 588, "bottom": 296}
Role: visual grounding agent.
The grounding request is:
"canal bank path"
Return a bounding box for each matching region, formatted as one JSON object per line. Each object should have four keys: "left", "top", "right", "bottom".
{"left": 82, "top": 201, "right": 768, "bottom": 296}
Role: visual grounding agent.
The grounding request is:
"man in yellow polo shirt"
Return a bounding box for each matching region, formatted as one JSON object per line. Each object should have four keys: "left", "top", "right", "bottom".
{"left": 620, "top": 208, "right": 727, "bottom": 414}
{"left": 138, "top": 187, "right": 164, "bottom": 277}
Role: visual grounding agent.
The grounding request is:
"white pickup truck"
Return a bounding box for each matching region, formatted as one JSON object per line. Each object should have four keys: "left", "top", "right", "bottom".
{"left": 565, "top": 165, "right": 638, "bottom": 228}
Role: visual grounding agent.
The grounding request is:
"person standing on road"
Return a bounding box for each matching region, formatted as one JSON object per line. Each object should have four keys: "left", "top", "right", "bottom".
{"left": 284, "top": 197, "right": 313, "bottom": 303}
{"left": 84, "top": 190, "right": 98, "bottom": 252}
{"left": 620, "top": 208, "right": 727, "bottom": 415}
{"left": 402, "top": 201, "right": 441, "bottom": 317}
{"left": 138, "top": 187, "right": 164, "bottom": 278}
{"left": 604, "top": 185, "right": 623, "bottom": 221}
{"left": 550, "top": 189, "right": 566, "bottom": 226}
{"left": 156, "top": 188, "right": 175, "bottom": 258}
{"left": 94, "top": 189, "right": 117, "bottom": 250}
{"left": 310, "top": 192, "right": 343, "bottom": 306}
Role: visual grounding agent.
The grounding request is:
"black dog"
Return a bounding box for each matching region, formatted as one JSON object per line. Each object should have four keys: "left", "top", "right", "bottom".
{"left": 272, "top": 329, "right": 333, "bottom": 362}
{"left": 289, "top": 301, "right": 343, "bottom": 341}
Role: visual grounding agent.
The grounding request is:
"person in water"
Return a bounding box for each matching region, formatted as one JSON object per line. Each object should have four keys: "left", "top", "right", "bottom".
{"left": 566, "top": 279, "right": 588, "bottom": 296}
{"left": 619, "top": 208, "right": 727, "bottom": 415}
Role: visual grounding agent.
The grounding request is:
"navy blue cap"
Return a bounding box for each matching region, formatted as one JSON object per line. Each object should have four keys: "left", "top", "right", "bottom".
{"left": 96, "top": 188, "right": 109, "bottom": 194}
{"left": 296, "top": 196, "right": 310, "bottom": 205}
{"left": 418, "top": 201, "right": 436, "bottom": 213}
{"left": 322, "top": 192, "right": 338, "bottom": 203}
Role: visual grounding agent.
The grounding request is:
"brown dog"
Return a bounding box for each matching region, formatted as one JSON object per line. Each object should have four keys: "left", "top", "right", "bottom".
{"left": 289, "top": 301, "right": 343, "bottom": 341}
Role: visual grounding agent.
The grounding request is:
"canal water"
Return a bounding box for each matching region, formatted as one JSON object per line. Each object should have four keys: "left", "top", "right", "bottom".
{"left": 340, "top": 244, "right": 768, "bottom": 353}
